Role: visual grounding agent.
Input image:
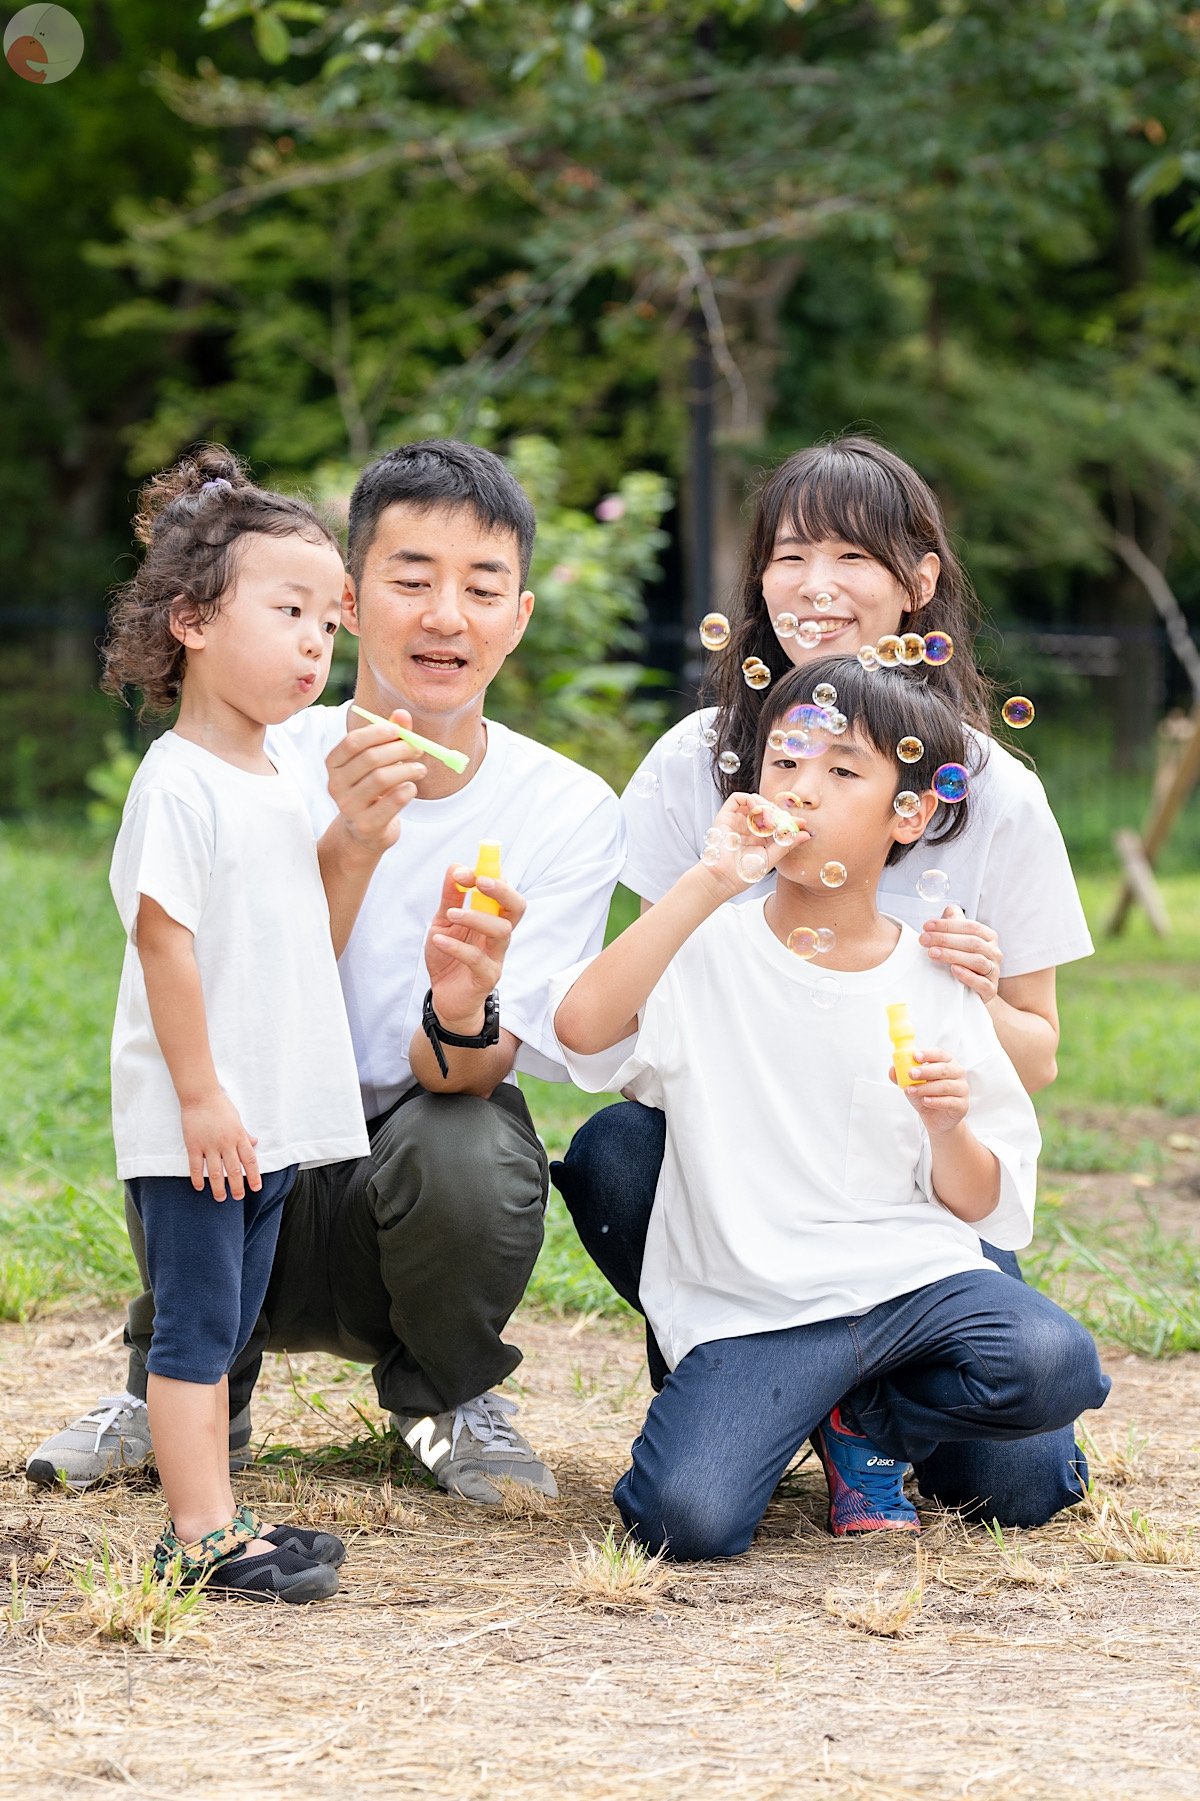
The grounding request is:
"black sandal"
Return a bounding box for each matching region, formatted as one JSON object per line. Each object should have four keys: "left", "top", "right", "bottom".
{"left": 153, "top": 1505, "right": 339, "bottom": 1604}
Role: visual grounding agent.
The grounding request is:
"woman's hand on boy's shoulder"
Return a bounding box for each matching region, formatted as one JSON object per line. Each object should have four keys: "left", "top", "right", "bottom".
{"left": 890, "top": 1048, "right": 971, "bottom": 1136}
{"left": 919, "top": 906, "right": 1002, "bottom": 1004}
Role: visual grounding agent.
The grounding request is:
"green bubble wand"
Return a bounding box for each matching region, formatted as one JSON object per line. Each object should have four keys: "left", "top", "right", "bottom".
{"left": 348, "top": 703, "right": 470, "bottom": 774}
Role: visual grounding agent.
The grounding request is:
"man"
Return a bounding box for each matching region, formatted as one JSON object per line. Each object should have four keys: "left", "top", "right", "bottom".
{"left": 29, "top": 440, "right": 625, "bottom": 1504}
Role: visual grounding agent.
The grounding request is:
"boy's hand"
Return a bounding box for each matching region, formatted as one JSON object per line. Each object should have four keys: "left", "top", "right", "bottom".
{"left": 920, "top": 905, "right": 1003, "bottom": 1004}
{"left": 424, "top": 863, "right": 525, "bottom": 1031}
{"left": 325, "top": 709, "right": 428, "bottom": 856}
{"left": 179, "top": 1091, "right": 261, "bottom": 1201}
{"left": 697, "top": 793, "right": 812, "bottom": 899}
{"left": 890, "top": 1047, "right": 971, "bottom": 1135}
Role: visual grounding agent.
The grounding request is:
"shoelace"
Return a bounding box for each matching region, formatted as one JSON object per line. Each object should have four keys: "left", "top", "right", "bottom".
{"left": 451, "top": 1392, "right": 522, "bottom": 1455}
{"left": 848, "top": 1451, "right": 907, "bottom": 1509}
{"left": 80, "top": 1392, "right": 145, "bottom": 1455}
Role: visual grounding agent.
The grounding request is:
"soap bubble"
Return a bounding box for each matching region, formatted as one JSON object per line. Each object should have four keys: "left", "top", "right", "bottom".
{"left": 776, "top": 790, "right": 806, "bottom": 818}
{"left": 717, "top": 749, "right": 741, "bottom": 774}
{"left": 816, "top": 927, "right": 837, "bottom": 955}
{"left": 814, "top": 591, "right": 834, "bottom": 612}
{"left": 701, "top": 726, "right": 719, "bottom": 748}
{"left": 857, "top": 644, "right": 880, "bottom": 671}
{"left": 742, "top": 661, "right": 772, "bottom": 691}
{"left": 736, "top": 846, "right": 770, "bottom": 884}
{"left": 900, "top": 632, "right": 926, "bottom": 665}
{"left": 1002, "top": 695, "right": 1036, "bottom": 729}
{"left": 747, "top": 802, "right": 779, "bottom": 838}
{"left": 629, "top": 770, "right": 659, "bottom": 799}
{"left": 812, "top": 975, "right": 841, "bottom": 1010}
{"left": 812, "top": 682, "right": 838, "bottom": 708}
{"left": 677, "top": 733, "right": 701, "bottom": 758}
{"left": 827, "top": 710, "right": 848, "bottom": 735}
{"left": 797, "top": 620, "right": 822, "bottom": 649}
{"left": 767, "top": 728, "right": 786, "bottom": 751}
{"left": 782, "top": 704, "right": 833, "bottom": 758}
{"left": 922, "top": 631, "right": 954, "bottom": 666}
{"left": 933, "top": 762, "right": 969, "bottom": 803}
{"left": 704, "top": 825, "right": 723, "bottom": 847}
{"left": 700, "top": 612, "right": 731, "bottom": 651}
{"left": 774, "top": 612, "right": 799, "bottom": 639}
{"left": 701, "top": 843, "right": 722, "bottom": 867}
{"left": 916, "top": 868, "right": 951, "bottom": 904}
{"left": 893, "top": 790, "right": 921, "bottom": 819}
{"left": 787, "top": 925, "right": 820, "bottom": 960}
{"left": 897, "top": 736, "right": 924, "bottom": 763}
{"left": 875, "top": 634, "right": 903, "bottom": 668}
{"left": 773, "top": 818, "right": 801, "bottom": 847}
{"left": 725, "top": 831, "right": 743, "bottom": 851}
{"left": 819, "top": 860, "right": 847, "bottom": 889}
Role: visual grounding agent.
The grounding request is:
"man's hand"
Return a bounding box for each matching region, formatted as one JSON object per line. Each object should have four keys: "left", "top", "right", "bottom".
{"left": 179, "top": 1090, "right": 260, "bottom": 1201}
{"left": 325, "top": 709, "right": 427, "bottom": 858}
{"left": 890, "top": 1047, "right": 971, "bottom": 1135}
{"left": 919, "top": 905, "right": 1003, "bottom": 1004}
{"left": 425, "top": 862, "right": 526, "bottom": 1031}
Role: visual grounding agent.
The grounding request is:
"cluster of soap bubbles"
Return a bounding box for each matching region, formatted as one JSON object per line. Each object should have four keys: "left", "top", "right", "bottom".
{"left": 741, "top": 656, "right": 772, "bottom": 691}
{"left": 857, "top": 630, "right": 954, "bottom": 672}
{"left": 787, "top": 924, "right": 837, "bottom": 960}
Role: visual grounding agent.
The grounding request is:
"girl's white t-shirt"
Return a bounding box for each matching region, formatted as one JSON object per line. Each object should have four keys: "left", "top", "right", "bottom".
{"left": 622, "top": 710, "right": 1093, "bottom": 978}
{"left": 266, "top": 705, "right": 626, "bottom": 1118}
{"left": 110, "top": 733, "right": 369, "bottom": 1181}
{"left": 550, "top": 907, "right": 1040, "bottom": 1371}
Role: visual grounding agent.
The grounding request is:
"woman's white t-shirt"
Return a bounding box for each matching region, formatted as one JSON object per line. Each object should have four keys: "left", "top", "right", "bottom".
{"left": 266, "top": 705, "right": 626, "bottom": 1118}
{"left": 550, "top": 908, "right": 1040, "bottom": 1371}
{"left": 622, "top": 710, "right": 1092, "bottom": 978}
{"left": 110, "top": 733, "right": 369, "bottom": 1181}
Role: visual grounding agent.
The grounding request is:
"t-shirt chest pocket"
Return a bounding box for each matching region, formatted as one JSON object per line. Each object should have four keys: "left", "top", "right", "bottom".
{"left": 843, "top": 1076, "right": 926, "bottom": 1205}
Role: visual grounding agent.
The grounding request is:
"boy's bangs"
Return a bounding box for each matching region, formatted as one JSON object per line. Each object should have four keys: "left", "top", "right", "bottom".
{"left": 780, "top": 454, "right": 916, "bottom": 584}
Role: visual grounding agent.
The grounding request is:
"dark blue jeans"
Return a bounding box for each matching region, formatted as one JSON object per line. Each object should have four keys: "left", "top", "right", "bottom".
{"left": 127, "top": 1165, "right": 297, "bottom": 1386}
{"left": 614, "top": 1270, "right": 1110, "bottom": 1560}
{"left": 551, "top": 1100, "right": 1093, "bottom": 1529}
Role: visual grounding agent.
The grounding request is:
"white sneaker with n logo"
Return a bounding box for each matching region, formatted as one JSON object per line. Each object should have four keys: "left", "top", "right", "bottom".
{"left": 390, "top": 1392, "right": 558, "bottom": 1506}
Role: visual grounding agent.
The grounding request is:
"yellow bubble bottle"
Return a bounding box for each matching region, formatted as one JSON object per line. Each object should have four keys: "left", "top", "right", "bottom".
{"left": 469, "top": 840, "right": 503, "bottom": 915}
{"left": 887, "top": 1002, "right": 920, "bottom": 1089}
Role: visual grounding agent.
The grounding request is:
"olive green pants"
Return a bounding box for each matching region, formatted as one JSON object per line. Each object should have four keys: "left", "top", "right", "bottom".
{"left": 123, "top": 1084, "right": 549, "bottom": 1419}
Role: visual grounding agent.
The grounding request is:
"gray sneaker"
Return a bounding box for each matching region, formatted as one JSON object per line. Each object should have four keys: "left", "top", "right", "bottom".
{"left": 26, "top": 1393, "right": 254, "bottom": 1492}
{"left": 391, "top": 1392, "right": 558, "bottom": 1506}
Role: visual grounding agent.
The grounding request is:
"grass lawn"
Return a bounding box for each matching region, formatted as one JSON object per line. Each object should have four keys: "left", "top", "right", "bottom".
{"left": 1, "top": 822, "right": 1197, "bottom": 1349}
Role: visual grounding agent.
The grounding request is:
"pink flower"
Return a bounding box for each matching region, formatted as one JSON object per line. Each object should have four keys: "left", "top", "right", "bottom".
{"left": 595, "top": 494, "right": 626, "bottom": 522}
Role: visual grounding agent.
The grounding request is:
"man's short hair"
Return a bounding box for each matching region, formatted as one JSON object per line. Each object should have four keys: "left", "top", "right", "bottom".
{"left": 347, "top": 440, "right": 537, "bottom": 588}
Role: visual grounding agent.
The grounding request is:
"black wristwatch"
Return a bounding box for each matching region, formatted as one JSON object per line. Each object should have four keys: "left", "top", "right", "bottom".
{"left": 421, "top": 988, "right": 500, "bottom": 1079}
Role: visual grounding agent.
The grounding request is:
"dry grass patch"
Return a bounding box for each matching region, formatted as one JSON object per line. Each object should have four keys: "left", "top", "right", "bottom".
{"left": 564, "top": 1524, "right": 667, "bottom": 1609}
{"left": 824, "top": 1548, "right": 926, "bottom": 1637}
{"left": 1074, "top": 1485, "right": 1197, "bottom": 1567}
{"left": 495, "top": 1475, "right": 556, "bottom": 1520}
{"left": 1078, "top": 1421, "right": 1150, "bottom": 1487}
{"left": 245, "top": 1464, "right": 423, "bottom": 1535}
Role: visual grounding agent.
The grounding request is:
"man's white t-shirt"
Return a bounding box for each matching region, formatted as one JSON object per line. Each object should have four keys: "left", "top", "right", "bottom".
{"left": 267, "top": 705, "right": 626, "bottom": 1119}
{"left": 110, "top": 733, "right": 369, "bottom": 1181}
{"left": 622, "top": 710, "right": 1092, "bottom": 978}
{"left": 550, "top": 908, "right": 1040, "bottom": 1372}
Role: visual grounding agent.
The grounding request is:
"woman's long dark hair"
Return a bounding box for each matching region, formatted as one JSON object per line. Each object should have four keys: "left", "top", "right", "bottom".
{"left": 706, "top": 436, "right": 992, "bottom": 801}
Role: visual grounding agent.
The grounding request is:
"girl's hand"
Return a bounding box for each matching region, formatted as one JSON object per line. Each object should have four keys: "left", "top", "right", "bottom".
{"left": 698, "top": 792, "right": 811, "bottom": 899}
{"left": 179, "top": 1091, "right": 261, "bottom": 1201}
{"left": 890, "top": 1048, "right": 970, "bottom": 1135}
{"left": 424, "top": 863, "right": 525, "bottom": 1030}
{"left": 920, "top": 905, "right": 1002, "bottom": 1004}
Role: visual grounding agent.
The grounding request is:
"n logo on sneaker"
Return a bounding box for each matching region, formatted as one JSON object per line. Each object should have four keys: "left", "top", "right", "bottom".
{"left": 403, "top": 1416, "right": 452, "bottom": 1469}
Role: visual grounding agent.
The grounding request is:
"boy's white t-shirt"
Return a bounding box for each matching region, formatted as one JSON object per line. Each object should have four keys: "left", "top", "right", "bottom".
{"left": 110, "top": 733, "right": 369, "bottom": 1181}
{"left": 622, "top": 711, "right": 1092, "bottom": 977}
{"left": 266, "top": 704, "right": 626, "bottom": 1118}
{"left": 550, "top": 908, "right": 1040, "bottom": 1371}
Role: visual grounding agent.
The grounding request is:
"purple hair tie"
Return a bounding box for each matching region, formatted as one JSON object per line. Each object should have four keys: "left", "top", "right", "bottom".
{"left": 200, "top": 477, "right": 233, "bottom": 496}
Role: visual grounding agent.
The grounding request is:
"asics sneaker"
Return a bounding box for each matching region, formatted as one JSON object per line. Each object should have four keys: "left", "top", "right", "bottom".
{"left": 812, "top": 1405, "right": 921, "bottom": 1536}
{"left": 390, "top": 1391, "right": 558, "bottom": 1506}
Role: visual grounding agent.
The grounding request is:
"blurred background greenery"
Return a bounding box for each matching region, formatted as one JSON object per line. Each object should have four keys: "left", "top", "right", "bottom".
{"left": 3, "top": 0, "right": 1200, "bottom": 866}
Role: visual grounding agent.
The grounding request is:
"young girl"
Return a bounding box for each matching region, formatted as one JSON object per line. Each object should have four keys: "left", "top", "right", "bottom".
{"left": 554, "top": 435, "right": 1093, "bottom": 1530}
{"left": 552, "top": 660, "right": 1108, "bottom": 1557}
{"left": 102, "top": 447, "right": 369, "bottom": 1602}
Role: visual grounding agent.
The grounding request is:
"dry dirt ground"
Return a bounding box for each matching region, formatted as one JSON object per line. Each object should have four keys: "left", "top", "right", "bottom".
{"left": 0, "top": 1269, "right": 1197, "bottom": 1801}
